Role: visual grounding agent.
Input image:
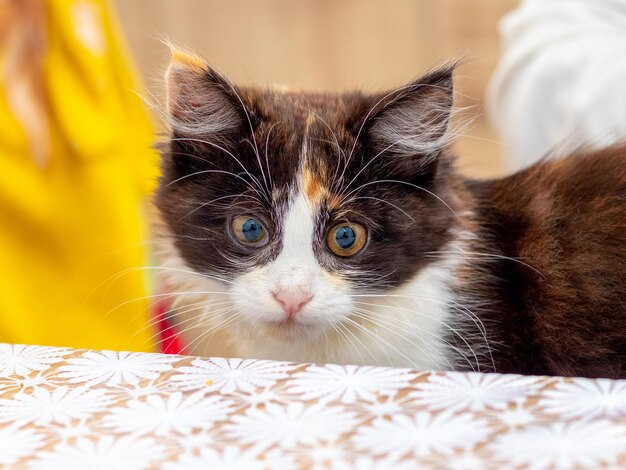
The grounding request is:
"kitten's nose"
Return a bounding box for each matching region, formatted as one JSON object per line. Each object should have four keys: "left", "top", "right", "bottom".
{"left": 273, "top": 289, "right": 313, "bottom": 317}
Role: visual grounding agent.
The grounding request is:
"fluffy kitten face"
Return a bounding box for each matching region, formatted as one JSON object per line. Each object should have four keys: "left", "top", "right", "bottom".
{"left": 156, "top": 51, "right": 463, "bottom": 362}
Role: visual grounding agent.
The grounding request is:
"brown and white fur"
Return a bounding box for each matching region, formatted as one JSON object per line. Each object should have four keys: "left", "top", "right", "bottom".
{"left": 154, "top": 50, "right": 626, "bottom": 379}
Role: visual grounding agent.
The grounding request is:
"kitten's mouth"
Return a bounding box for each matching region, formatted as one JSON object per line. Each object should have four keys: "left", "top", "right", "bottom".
{"left": 260, "top": 315, "right": 321, "bottom": 341}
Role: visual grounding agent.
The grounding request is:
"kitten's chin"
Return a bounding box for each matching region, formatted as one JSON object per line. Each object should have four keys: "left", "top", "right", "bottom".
{"left": 255, "top": 316, "right": 326, "bottom": 343}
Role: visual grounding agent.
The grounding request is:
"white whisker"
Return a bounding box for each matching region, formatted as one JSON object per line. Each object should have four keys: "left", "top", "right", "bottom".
{"left": 350, "top": 308, "right": 454, "bottom": 368}
{"left": 425, "top": 250, "right": 546, "bottom": 278}
{"left": 167, "top": 138, "right": 266, "bottom": 196}
{"left": 340, "top": 178, "right": 458, "bottom": 217}
{"left": 352, "top": 305, "right": 474, "bottom": 371}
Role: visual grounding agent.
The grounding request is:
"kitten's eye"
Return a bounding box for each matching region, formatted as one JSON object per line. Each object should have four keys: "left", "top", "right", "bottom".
{"left": 231, "top": 216, "right": 268, "bottom": 247}
{"left": 327, "top": 222, "right": 367, "bottom": 257}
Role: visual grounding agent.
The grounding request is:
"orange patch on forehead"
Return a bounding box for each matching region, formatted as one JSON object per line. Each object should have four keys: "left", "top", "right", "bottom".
{"left": 302, "top": 167, "right": 327, "bottom": 206}
{"left": 302, "top": 167, "right": 342, "bottom": 210}
{"left": 302, "top": 112, "right": 342, "bottom": 209}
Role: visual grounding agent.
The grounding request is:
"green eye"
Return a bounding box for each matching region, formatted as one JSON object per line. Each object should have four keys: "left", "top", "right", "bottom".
{"left": 231, "top": 216, "right": 268, "bottom": 246}
{"left": 327, "top": 222, "right": 367, "bottom": 257}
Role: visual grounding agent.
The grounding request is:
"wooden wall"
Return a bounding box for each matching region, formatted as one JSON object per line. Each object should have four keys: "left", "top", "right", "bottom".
{"left": 113, "top": 0, "right": 517, "bottom": 177}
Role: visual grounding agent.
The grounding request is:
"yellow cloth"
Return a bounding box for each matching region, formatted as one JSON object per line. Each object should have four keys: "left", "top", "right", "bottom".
{"left": 0, "top": 0, "right": 157, "bottom": 350}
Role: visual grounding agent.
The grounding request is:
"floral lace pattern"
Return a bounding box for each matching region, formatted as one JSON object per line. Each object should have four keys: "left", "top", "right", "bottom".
{"left": 1, "top": 344, "right": 625, "bottom": 469}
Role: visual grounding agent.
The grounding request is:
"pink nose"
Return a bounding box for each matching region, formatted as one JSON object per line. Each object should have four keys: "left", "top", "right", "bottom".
{"left": 273, "top": 290, "right": 313, "bottom": 317}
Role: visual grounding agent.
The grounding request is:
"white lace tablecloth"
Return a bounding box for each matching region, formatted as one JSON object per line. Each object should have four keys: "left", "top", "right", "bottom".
{"left": 1, "top": 344, "right": 625, "bottom": 469}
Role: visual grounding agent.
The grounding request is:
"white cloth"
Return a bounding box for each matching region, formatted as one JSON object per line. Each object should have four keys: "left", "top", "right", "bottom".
{"left": 487, "top": 0, "right": 626, "bottom": 170}
{"left": 2, "top": 344, "right": 626, "bottom": 468}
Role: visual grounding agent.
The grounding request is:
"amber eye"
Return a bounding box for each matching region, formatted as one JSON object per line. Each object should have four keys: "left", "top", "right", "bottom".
{"left": 231, "top": 216, "right": 268, "bottom": 247}
{"left": 326, "top": 222, "right": 367, "bottom": 257}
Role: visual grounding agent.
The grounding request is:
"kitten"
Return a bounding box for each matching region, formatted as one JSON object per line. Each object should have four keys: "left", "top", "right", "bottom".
{"left": 154, "top": 50, "right": 626, "bottom": 379}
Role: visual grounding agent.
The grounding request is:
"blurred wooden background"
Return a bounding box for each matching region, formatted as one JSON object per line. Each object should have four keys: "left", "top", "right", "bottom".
{"left": 113, "top": 0, "right": 518, "bottom": 178}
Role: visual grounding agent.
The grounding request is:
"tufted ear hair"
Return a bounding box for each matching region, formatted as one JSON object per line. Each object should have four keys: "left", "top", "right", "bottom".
{"left": 366, "top": 64, "right": 456, "bottom": 174}
{"left": 165, "top": 48, "right": 244, "bottom": 142}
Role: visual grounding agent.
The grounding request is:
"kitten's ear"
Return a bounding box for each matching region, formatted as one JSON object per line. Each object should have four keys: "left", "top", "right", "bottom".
{"left": 165, "top": 48, "right": 243, "bottom": 141}
{"left": 366, "top": 64, "right": 456, "bottom": 173}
